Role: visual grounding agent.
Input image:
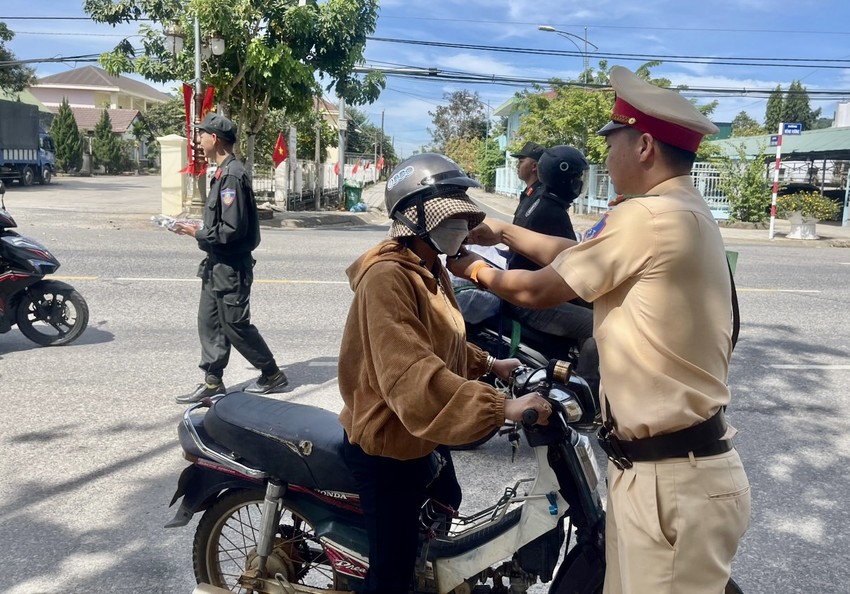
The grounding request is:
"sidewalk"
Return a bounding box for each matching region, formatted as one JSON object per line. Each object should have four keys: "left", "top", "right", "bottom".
{"left": 259, "top": 182, "right": 850, "bottom": 247}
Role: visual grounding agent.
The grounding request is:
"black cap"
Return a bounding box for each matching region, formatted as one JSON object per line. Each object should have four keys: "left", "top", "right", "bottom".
{"left": 195, "top": 112, "right": 237, "bottom": 144}
{"left": 510, "top": 141, "right": 546, "bottom": 161}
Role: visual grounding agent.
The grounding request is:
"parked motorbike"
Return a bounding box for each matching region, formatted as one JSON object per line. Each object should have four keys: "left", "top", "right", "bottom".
{"left": 0, "top": 179, "right": 89, "bottom": 346}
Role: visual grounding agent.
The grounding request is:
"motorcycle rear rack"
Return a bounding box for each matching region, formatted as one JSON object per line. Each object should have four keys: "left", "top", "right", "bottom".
{"left": 182, "top": 398, "right": 269, "bottom": 480}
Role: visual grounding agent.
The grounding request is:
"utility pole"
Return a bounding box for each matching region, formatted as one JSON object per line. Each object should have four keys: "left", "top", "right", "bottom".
{"left": 380, "top": 110, "right": 385, "bottom": 178}
{"left": 314, "top": 101, "right": 321, "bottom": 210}
{"left": 337, "top": 97, "right": 346, "bottom": 210}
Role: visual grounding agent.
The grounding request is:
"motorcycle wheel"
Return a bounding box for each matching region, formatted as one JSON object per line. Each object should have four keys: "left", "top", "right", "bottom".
{"left": 726, "top": 577, "right": 744, "bottom": 593}
{"left": 194, "top": 489, "right": 343, "bottom": 592}
{"left": 15, "top": 281, "right": 89, "bottom": 346}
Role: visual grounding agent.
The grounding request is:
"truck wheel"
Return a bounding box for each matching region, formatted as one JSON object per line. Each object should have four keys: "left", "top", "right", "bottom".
{"left": 21, "top": 166, "right": 34, "bottom": 187}
{"left": 39, "top": 167, "right": 52, "bottom": 185}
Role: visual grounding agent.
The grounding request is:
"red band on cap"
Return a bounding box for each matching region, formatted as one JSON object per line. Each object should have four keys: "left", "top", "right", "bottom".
{"left": 612, "top": 98, "right": 704, "bottom": 153}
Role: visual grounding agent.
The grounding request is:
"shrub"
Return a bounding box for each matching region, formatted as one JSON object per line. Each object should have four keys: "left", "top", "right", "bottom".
{"left": 714, "top": 144, "right": 771, "bottom": 223}
{"left": 775, "top": 191, "right": 840, "bottom": 221}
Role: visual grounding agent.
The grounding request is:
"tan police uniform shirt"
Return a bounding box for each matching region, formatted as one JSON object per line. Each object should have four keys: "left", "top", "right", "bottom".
{"left": 551, "top": 175, "right": 732, "bottom": 441}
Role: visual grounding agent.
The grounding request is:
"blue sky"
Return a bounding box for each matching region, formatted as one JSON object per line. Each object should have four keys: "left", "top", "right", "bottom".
{"left": 4, "top": 1, "right": 850, "bottom": 158}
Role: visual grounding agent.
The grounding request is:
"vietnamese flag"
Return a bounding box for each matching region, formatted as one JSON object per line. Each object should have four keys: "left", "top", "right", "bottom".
{"left": 364, "top": 160, "right": 371, "bottom": 170}
{"left": 352, "top": 159, "right": 360, "bottom": 174}
{"left": 376, "top": 156, "right": 385, "bottom": 171}
{"left": 272, "top": 132, "right": 288, "bottom": 168}
{"left": 334, "top": 162, "right": 340, "bottom": 176}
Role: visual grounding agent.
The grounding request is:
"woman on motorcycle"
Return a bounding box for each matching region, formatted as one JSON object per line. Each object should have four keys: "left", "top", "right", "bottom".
{"left": 338, "top": 153, "right": 552, "bottom": 594}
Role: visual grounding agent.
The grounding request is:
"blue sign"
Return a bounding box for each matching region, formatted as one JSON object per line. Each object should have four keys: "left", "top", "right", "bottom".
{"left": 769, "top": 135, "right": 779, "bottom": 147}
{"left": 783, "top": 123, "right": 802, "bottom": 135}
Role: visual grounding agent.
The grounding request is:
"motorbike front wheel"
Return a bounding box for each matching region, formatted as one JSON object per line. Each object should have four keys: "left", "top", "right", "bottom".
{"left": 193, "top": 489, "right": 344, "bottom": 592}
{"left": 15, "top": 280, "right": 89, "bottom": 346}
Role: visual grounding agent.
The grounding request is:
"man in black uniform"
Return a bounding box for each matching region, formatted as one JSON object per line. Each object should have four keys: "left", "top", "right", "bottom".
{"left": 173, "top": 112, "right": 288, "bottom": 404}
{"left": 507, "top": 144, "right": 598, "bottom": 396}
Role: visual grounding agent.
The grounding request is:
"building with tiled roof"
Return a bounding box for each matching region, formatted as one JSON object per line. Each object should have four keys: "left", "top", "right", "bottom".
{"left": 49, "top": 106, "right": 143, "bottom": 136}
{"left": 30, "top": 65, "right": 172, "bottom": 112}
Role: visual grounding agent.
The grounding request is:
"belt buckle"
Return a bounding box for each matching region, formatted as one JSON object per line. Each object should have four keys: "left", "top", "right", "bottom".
{"left": 596, "top": 425, "right": 633, "bottom": 470}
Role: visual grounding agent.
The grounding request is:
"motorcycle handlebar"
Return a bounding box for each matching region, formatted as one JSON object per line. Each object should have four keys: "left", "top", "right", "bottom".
{"left": 522, "top": 408, "right": 539, "bottom": 426}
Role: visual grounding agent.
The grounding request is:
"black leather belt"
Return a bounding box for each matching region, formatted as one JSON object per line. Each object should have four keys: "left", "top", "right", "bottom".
{"left": 597, "top": 410, "right": 732, "bottom": 470}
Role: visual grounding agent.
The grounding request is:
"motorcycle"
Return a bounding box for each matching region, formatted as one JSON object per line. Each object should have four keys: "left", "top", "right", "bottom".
{"left": 0, "top": 179, "right": 89, "bottom": 346}
{"left": 168, "top": 359, "right": 607, "bottom": 594}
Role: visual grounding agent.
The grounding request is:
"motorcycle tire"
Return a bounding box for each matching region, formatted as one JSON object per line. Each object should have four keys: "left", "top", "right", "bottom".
{"left": 193, "top": 488, "right": 344, "bottom": 592}
{"left": 15, "top": 280, "right": 89, "bottom": 346}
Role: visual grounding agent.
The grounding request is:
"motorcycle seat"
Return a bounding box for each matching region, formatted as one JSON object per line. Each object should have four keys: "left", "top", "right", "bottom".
{"left": 203, "top": 392, "right": 358, "bottom": 494}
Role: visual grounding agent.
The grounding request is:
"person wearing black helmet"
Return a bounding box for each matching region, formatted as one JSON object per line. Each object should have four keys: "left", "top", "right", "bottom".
{"left": 338, "top": 153, "right": 552, "bottom": 594}
{"left": 506, "top": 145, "right": 599, "bottom": 398}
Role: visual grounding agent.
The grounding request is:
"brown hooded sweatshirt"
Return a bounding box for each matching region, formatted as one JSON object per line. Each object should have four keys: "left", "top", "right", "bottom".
{"left": 338, "top": 239, "right": 506, "bottom": 460}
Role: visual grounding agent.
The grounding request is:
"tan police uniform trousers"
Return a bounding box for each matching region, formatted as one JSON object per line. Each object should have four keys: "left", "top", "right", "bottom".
{"left": 602, "top": 449, "right": 750, "bottom": 594}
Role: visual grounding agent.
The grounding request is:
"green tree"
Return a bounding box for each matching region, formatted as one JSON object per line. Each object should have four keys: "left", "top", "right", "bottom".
{"left": 714, "top": 143, "right": 771, "bottom": 223}
{"left": 783, "top": 80, "right": 820, "bottom": 131}
{"left": 428, "top": 90, "right": 489, "bottom": 152}
{"left": 764, "top": 85, "right": 784, "bottom": 134}
{"left": 49, "top": 97, "right": 84, "bottom": 173}
{"left": 251, "top": 107, "right": 338, "bottom": 169}
{"left": 142, "top": 95, "right": 186, "bottom": 137}
{"left": 444, "top": 136, "right": 482, "bottom": 175}
{"left": 731, "top": 111, "right": 764, "bottom": 137}
{"left": 84, "top": 0, "right": 384, "bottom": 173}
{"left": 0, "top": 22, "right": 35, "bottom": 93}
{"left": 92, "top": 110, "right": 122, "bottom": 173}
{"left": 476, "top": 135, "right": 504, "bottom": 192}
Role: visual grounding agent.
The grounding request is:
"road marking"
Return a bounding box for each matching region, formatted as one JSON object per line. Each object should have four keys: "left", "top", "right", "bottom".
{"left": 111, "top": 277, "right": 348, "bottom": 285}
{"left": 51, "top": 275, "right": 98, "bottom": 281}
{"left": 767, "top": 365, "right": 850, "bottom": 370}
{"left": 739, "top": 288, "right": 820, "bottom": 293}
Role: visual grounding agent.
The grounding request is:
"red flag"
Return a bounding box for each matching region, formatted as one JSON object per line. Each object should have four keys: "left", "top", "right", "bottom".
{"left": 364, "top": 160, "right": 371, "bottom": 170}
{"left": 201, "top": 85, "right": 215, "bottom": 120}
{"left": 272, "top": 132, "right": 288, "bottom": 168}
{"left": 334, "top": 162, "right": 340, "bottom": 176}
{"left": 376, "top": 156, "right": 385, "bottom": 171}
{"left": 352, "top": 159, "right": 360, "bottom": 174}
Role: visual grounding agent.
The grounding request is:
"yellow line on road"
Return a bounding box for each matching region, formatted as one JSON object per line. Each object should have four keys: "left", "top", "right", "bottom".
{"left": 50, "top": 275, "right": 98, "bottom": 281}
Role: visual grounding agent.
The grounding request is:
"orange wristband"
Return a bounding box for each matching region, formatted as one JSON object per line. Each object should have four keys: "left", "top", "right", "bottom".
{"left": 469, "top": 260, "right": 491, "bottom": 289}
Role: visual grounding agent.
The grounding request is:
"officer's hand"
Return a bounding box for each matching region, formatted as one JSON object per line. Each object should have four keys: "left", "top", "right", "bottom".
{"left": 173, "top": 223, "right": 197, "bottom": 237}
{"left": 505, "top": 393, "right": 551, "bottom": 426}
{"left": 467, "top": 218, "right": 507, "bottom": 246}
{"left": 445, "top": 248, "right": 484, "bottom": 280}
{"left": 492, "top": 357, "right": 522, "bottom": 380}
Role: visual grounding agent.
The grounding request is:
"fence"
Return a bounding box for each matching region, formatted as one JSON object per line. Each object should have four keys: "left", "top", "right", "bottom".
{"left": 204, "top": 159, "right": 380, "bottom": 211}
{"left": 496, "top": 160, "right": 730, "bottom": 220}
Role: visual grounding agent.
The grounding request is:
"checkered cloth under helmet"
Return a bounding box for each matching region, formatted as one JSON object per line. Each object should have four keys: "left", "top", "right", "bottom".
{"left": 389, "top": 191, "right": 486, "bottom": 238}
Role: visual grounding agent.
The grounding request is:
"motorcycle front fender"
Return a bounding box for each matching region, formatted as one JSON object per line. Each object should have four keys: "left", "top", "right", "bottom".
{"left": 165, "top": 463, "right": 261, "bottom": 528}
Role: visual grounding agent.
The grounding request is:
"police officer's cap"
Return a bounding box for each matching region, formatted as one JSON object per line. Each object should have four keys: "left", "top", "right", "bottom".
{"left": 196, "top": 112, "right": 238, "bottom": 144}
{"left": 510, "top": 141, "right": 546, "bottom": 161}
{"left": 597, "top": 66, "right": 719, "bottom": 153}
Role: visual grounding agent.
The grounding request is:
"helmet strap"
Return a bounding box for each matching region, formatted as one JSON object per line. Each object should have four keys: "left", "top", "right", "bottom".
{"left": 393, "top": 195, "right": 432, "bottom": 242}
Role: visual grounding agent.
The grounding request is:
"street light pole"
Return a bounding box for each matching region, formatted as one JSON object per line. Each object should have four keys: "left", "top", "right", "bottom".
{"left": 191, "top": 16, "right": 206, "bottom": 212}
{"left": 538, "top": 25, "right": 598, "bottom": 87}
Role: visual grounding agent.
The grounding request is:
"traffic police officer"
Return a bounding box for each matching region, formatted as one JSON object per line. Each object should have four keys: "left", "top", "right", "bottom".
{"left": 173, "top": 112, "right": 289, "bottom": 403}
{"left": 508, "top": 141, "right": 547, "bottom": 270}
{"left": 448, "top": 66, "right": 750, "bottom": 593}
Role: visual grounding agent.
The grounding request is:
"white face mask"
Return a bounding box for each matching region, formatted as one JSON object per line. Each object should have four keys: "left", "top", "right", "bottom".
{"left": 429, "top": 218, "right": 470, "bottom": 256}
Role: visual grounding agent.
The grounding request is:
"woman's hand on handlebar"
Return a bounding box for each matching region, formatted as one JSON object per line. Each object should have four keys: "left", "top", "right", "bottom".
{"left": 492, "top": 357, "right": 521, "bottom": 380}
{"left": 505, "top": 393, "right": 551, "bottom": 426}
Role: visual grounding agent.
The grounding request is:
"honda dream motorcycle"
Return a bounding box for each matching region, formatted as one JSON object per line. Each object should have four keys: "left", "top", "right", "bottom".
{"left": 168, "top": 360, "right": 743, "bottom": 594}
{"left": 0, "top": 179, "right": 88, "bottom": 346}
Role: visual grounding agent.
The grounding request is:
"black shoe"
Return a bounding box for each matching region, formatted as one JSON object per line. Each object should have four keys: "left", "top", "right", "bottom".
{"left": 244, "top": 371, "right": 289, "bottom": 394}
{"left": 176, "top": 382, "right": 226, "bottom": 404}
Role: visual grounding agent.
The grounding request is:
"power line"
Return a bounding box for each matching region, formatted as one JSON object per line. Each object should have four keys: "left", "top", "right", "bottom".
{"left": 367, "top": 37, "right": 850, "bottom": 70}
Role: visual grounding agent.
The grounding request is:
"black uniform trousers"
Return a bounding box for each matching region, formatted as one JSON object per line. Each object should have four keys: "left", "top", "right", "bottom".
{"left": 197, "top": 255, "right": 276, "bottom": 383}
{"left": 342, "top": 438, "right": 461, "bottom": 594}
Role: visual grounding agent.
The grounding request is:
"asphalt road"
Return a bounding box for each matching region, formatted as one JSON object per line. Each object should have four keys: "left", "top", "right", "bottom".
{"left": 1, "top": 176, "right": 849, "bottom": 593}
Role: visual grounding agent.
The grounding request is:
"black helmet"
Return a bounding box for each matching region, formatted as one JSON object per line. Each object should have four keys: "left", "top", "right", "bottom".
{"left": 385, "top": 153, "right": 481, "bottom": 240}
{"left": 537, "top": 145, "right": 589, "bottom": 202}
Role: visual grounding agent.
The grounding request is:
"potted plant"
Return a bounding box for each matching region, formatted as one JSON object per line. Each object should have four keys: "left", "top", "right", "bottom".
{"left": 775, "top": 191, "right": 840, "bottom": 239}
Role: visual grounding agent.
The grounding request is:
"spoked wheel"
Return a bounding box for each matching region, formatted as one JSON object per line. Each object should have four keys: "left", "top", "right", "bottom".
{"left": 15, "top": 280, "right": 89, "bottom": 346}
{"left": 194, "top": 489, "right": 343, "bottom": 592}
